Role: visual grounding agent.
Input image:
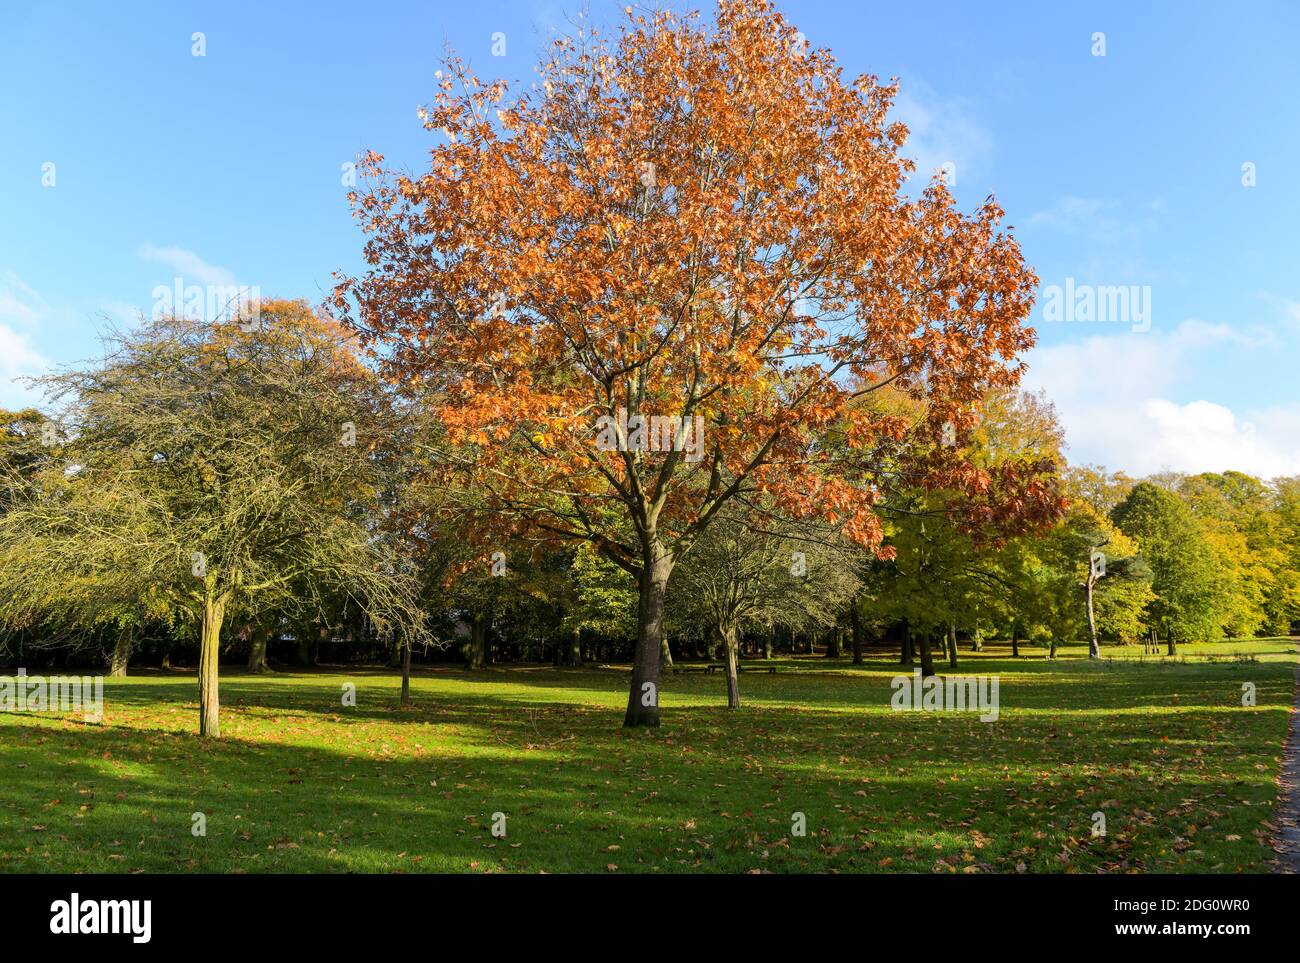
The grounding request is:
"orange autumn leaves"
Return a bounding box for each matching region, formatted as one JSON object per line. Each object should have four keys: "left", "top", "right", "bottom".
{"left": 333, "top": 0, "right": 1059, "bottom": 563}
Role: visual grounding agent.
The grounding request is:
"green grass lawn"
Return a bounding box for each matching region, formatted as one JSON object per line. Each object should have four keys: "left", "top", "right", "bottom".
{"left": 2, "top": 638, "right": 1296, "bottom": 874}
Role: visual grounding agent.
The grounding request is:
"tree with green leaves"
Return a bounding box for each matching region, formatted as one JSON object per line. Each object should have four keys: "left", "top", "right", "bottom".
{"left": 0, "top": 302, "right": 428, "bottom": 736}
{"left": 1111, "top": 482, "right": 1225, "bottom": 652}
{"left": 858, "top": 388, "right": 1069, "bottom": 673}
{"left": 566, "top": 543, "right": 638, "bottom": 666}
{"left": 0, "top": 407, "right": 53, "bottom": 512}
{"left": 1176, "top": 471, "right": 1296, "bottom": 636}
{"left": 1013, "top": 504, "right": 1151, "bottom": 658}
{"left": 667, "top": 505, "right": 860, "bottom": 706}
{"left": 1273, "top": 477, "right": 1300, "bottom": 633}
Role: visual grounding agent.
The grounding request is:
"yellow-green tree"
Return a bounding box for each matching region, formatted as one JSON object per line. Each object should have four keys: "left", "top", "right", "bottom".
{"left": 0, "top": 301, "right": 427, "bottom": 736}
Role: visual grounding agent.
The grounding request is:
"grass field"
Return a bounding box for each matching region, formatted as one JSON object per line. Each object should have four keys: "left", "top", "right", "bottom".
{"left": 2, "top": 639, "right": 1296, "bottom": 874}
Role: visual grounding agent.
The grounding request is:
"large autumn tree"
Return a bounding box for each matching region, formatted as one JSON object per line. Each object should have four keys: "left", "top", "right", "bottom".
{"left": 335, "top": 0, "right": 1054, "bottom": 726}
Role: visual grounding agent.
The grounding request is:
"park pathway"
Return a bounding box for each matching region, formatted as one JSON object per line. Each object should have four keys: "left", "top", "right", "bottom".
{"left": 1277, "top": 642, "right": 1300, "bottom": 873}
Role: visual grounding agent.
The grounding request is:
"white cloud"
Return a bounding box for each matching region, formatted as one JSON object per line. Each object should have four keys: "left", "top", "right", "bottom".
{"left": 1024, "top": 319, "right": 1300, "bottom": 478}
{"left": 1024, "top": 194, "right": 1163, "bottom": 246}
{"left": 1026, "top": 195, "right": 1117, "bottom": 232}
{"left": 0, "top": 271, "right": 54, "bottom": 407}
{"left": 0, "top": 269, "right": 50, "bottom": 328}
{"left": 1170, "top": 317, "right": 1275, "bottom": 349}
{"left": 137, "top": 244, "right": 236, "bottom": 287}
{"left": 1139, "top": 400, "right": 1300, "bottom": 477}
{"left": 0, "top": 323, "right": 49, "bottom": 410}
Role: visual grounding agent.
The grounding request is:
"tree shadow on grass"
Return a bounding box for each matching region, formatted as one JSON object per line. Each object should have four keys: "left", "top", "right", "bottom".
{"left": 1, "top": 672, "right": 1291, "bottom": 874}
{"left": 83, "top": 656, "right": 1298, "bottom": 740}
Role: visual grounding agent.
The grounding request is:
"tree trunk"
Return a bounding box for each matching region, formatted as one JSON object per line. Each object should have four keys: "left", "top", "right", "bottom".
{"left": 1011, "top": 622, "right": 1021, "bottom": 658}
{"left": 109, "top": 624, "right": 133, "bottom": 677}
{"left": 825, "top": 626, "right": 842, "bottom": 658}
{"left": 947, "top": 623, "right": 959, "bottom": 669}
{"left": 199, "top": 591, "right": 227, "bottom": 738}
{"left": 624, "top": 542, "right": 672, "bottom": 728}
{"left": 468, "top": 615, "right": 487, "bottom": 670}
{"left": 918, "top": 632, "right": 936, "bottom": 678}
{"left": 1048, "top": 637, "right": 1058, "bottom": 659}
{"left": 850, "top": 602, "right": 864, "bottom": 665}
{"left": 1166, "top": 630, "right": 1177, "bottom": 657}
{"left": 721, "top": 625, "right": 741, "bottom": 709}
{"left": 400, "top": 631, "right": 412, "bottom": 707}
{"left": 1085, "top": 572, "right": 1101, "bottom": 659}
{"left": 247, "top": 625, "right": 270, "bottom": 673}
{"left": 899, "top": 619, "right": 913, "bottom": 665}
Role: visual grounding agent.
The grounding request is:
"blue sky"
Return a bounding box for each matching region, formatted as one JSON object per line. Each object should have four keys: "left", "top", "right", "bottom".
{"left": 2, "top": 0, "right": 1297, "bottom": 477}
